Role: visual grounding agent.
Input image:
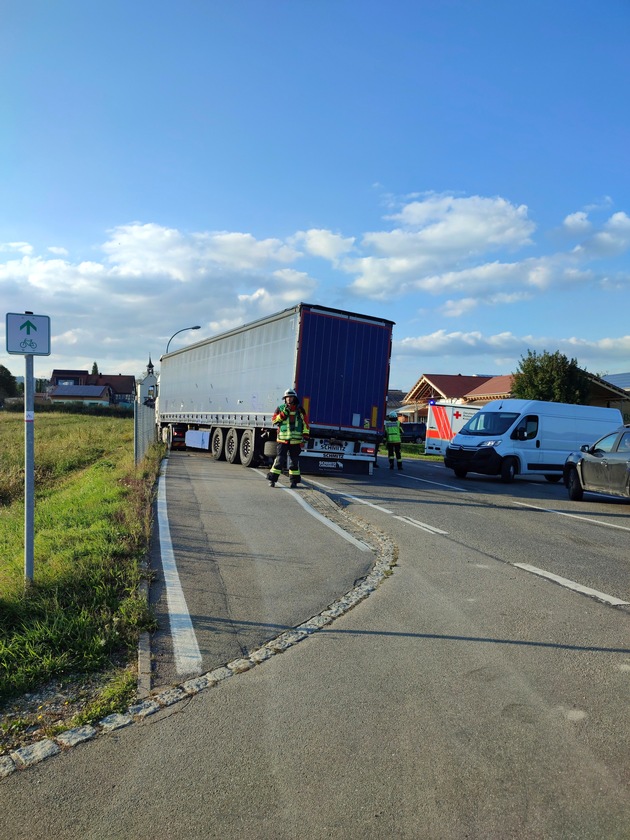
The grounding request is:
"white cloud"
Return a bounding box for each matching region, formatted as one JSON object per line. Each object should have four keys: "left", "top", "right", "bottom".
{"left": 573, "top": 211, "right": 630, "bottom": 258}
{"left": 346, "top": 194, "right": 536, "bottom": 299}
{"left": 290, "top": 229, "right": 355, "bottom": 262}
{"left": 393, "top": 329, "right": 630, "bottom": 370}
{"left": 440, "top": 298, "right": 479, "bottom": 317}
{"left": 563, "top": 211, "right": 591, "bottom": 233}
{"left": 0, "top": 241, "right": 33, "bottom": 255}
{"left": 102, "top": 223, "right": 300, "bottom": 280}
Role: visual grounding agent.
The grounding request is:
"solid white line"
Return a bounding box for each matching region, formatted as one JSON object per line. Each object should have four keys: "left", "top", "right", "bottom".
{"left": 514, "top": 563, "right": 629, "bottom": 606}
{"left": 157, "top": 461, "right": 202, "bottom": 675}
{"left": 513, "top": 501, "right": 630, "bottom": 532}
{"left": 283, "top": 487, "right": 371, "bottom": 551}
{"left": 393, "top": 515, "right": 449, "bottom": 535}
{"left": 305, "top": 478, "right": 394, "bottom": 513}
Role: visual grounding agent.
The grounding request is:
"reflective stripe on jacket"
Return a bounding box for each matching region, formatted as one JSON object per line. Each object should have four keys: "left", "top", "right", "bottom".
{"left": 272, "top": 404, "right": 310, "bottom": 443}
{"left": 384, "top": 419, "right": 402, "bottom": 443}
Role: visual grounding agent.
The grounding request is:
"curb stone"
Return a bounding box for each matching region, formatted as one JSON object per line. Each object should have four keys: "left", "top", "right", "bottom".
{"left": 1, "top": 482, "right": 396, "bottom": 779}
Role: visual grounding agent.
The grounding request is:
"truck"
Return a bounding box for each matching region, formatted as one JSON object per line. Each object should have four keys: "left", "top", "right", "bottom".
{"left": 424, "top": 401, "right": 480, "bottom": 455}
{"left": 444, "top": 398, "right": 623, "bottom": 483}
{"left": 156, "top": 303, "right": 394, "bottom": 475}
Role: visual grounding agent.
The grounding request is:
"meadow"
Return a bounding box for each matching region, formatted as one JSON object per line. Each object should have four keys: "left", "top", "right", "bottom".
{"left": 0, "top": 411, "right": 162, "bottom": 723}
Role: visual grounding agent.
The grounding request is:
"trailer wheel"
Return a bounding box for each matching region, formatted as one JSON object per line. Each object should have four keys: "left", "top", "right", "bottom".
{"left": 225, "top": 428, "right": 241, "bottom": 464}
{"left": 239, "top": 429, "right": 258, "bottom": 467}
{"left": 211, "top": 427, "right": 226, "bottom": 461}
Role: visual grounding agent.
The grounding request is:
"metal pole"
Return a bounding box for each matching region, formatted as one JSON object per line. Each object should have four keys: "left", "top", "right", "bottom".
{"left": 24, "top": 353, "right": 35, "bottom": 585}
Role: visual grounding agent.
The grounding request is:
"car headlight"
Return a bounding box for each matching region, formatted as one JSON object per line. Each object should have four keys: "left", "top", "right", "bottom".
{"left": 479, "top": 439, "right": 502, "bottom": 448}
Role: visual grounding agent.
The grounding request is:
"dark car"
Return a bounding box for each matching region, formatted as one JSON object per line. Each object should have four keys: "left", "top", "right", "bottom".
{"left": 170, "top": 423, "right": 187, "bottom": 450}
{"left": 400, "top": 422, "right": 426, "bottom": 443}
{"left": 564, "top": 424, "right": 630, "bottom": 501}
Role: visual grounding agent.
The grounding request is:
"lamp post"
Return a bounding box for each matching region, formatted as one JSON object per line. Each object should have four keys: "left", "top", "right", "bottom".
{"left": 165, "top": 325, "right": 201, "bottom": 355}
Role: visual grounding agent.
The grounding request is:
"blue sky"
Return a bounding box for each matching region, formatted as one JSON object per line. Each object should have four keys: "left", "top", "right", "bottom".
{"left": 1, "top": 0, "right": 629, "bottom": 390}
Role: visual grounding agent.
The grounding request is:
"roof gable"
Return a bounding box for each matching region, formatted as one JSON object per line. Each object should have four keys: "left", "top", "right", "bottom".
{"left": 405, "top": 374, "right": 493, "bottom": 403}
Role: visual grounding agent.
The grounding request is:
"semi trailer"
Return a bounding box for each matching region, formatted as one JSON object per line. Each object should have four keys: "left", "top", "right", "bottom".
{"left": 156, "top": 303, "right": 394, "bottom": 475}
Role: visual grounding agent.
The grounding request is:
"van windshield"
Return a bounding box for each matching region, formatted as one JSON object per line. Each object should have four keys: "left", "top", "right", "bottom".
{"left": 459, "top": 411, "right": 520, "bottom": 436}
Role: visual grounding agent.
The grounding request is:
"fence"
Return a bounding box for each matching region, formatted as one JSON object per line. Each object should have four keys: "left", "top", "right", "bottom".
{"left": 134, "top": 401, "right": 157, "bottom": 465}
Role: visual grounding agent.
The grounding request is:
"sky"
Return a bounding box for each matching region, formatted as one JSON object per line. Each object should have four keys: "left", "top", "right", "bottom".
{"left": 1, "top": 0, "right": 629, "bottom": 391}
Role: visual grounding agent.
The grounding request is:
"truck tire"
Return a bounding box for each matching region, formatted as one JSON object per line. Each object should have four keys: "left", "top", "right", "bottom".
{"left": 500, "top": 457, "right": 517, "bottom": 483}
{"left": 567, "top": 467, "right": 584, "bottom": 501}
{"left": 239, "top": 429, "right": 258, "bottom": 467}
{"left": 211, "top": 427, "right": 226, "bottom": 461}
{"left": 225, "top": 428, "right": 241, "bottom": 464}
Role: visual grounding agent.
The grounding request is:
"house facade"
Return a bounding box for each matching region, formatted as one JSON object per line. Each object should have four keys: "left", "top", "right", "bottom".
{"left": 50, "top": 370, "right": 136, "bottom": 407}
{"left": 401, "top": 372, "right": 630, "bottom": 423}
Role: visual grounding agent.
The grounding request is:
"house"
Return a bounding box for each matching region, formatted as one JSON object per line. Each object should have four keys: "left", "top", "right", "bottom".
{"left": 50, "top": 370, "right": 136, "bottom": 408}
{"left": 49, "top": 384, "right": 112, "bottom": 407}
{"left": 402, "top": 374, "right": 493, "bottom": 420}
{"left": 401, "top": 372, "right": 630, "bottom": 422}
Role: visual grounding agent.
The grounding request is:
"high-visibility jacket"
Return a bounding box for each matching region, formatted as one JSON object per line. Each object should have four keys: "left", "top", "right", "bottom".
{"left": 384, "top": 419, "right": 402, "bottom": 444}
{"left": 272, "top": 403, "right": 310, "bottom": 444}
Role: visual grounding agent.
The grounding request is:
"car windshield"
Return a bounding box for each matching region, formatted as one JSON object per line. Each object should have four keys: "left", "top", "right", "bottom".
{"left": 459, "top": 411, "right": 520, "bottom": 436}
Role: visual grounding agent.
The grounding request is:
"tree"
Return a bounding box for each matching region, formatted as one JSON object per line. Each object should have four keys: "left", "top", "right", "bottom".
{"left": 511, "top": 350, "right": 591, "bottom": 404}
{"left": 91, "top": 361, "right": 100, "bottom": 376}
{"left": 0, "top": 364, "right": 19, "bottom": 403}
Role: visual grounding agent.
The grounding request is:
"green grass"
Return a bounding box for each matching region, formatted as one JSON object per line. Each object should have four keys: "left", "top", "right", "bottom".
{"left": 0, "top": 412, "right": 163, "bottom": 705}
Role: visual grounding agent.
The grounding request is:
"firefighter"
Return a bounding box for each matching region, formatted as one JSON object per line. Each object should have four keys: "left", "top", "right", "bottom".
{"left": 384, "top": 410, "right": 403, "bottom": 470}
{"left": 267, "top": 388, "right": 310, "bottom": 488}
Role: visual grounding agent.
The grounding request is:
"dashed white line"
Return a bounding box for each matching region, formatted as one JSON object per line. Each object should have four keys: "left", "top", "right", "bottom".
{"left": 393, "top": 515, "right": 449, "bottom": 535}
{"left": 514, "top": 563, "right": 629, "bottom": 606}
{"left": 157, "top": 461, "right": 202, "bottom": 675}
{"left": 397, "top": 473, "right": 470, "bottom": 492}
{"left": 513, "top": 500, "right": 630, "bottom": 532}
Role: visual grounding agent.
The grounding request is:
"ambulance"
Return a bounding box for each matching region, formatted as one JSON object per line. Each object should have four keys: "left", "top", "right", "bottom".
{"left": 425, "top": 401, "right": 480, "bottom": 455}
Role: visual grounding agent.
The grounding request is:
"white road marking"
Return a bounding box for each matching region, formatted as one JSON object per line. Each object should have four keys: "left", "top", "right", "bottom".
{"left": 398, "top": 473, "right": 470, "bottom": 492}
{"left": 514, "top": 563, "right": 629, "bottom": 606}
{"left": 393, "top": 515, "right": 449, "bottom": 535}
{"left": 286, "top": 487, "right": 371, "bottom": 551}
{"left": 305, "top": 478, "right": 394, "bottom": 513}
{"left": 513, "top": 500, "right": 630, "bottom": 532}
{"left": 157, "top": 461, "right": 202, "bottom": 675}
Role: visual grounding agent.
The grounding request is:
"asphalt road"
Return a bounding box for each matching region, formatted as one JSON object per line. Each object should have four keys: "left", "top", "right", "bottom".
{"left": 1, "top": 453, "right": 629, "bottom": 839}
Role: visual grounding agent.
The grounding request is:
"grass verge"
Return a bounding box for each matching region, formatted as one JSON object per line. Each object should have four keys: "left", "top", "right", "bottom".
{"left": 0, "top": 412, "right": 164, "bottom": 745}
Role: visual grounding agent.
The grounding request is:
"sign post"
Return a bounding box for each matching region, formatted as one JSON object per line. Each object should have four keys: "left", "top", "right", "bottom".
{"left": 5, "top": 312, "right": 51, "bottom": 585}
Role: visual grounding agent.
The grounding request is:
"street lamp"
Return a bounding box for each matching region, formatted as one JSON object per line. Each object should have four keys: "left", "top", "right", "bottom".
{"left": 165, "top": 325, "right": 201, "bottom": 355}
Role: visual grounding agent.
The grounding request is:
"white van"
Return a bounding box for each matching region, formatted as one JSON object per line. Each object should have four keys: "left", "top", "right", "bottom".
{"left": 444, "top": 399, "right": 623, "bottom": 483}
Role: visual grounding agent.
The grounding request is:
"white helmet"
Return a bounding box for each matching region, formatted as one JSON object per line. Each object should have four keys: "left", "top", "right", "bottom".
{"left": 388, "top": 411, "right": 398, "bottom": 420}
{"left": 283, "top": 388, "right": 298, "bottom": 398}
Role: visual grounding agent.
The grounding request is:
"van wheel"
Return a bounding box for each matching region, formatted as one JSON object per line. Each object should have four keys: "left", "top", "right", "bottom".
{"left": 210, "top": 427, "right": 225, "bottom": 461}
{"left": 453, "top": 467, "right": 467, "bottom": 479}
{"left": 545, "top": 474, "right": 562, "bottom": 483}
{"left": 567, "top": 468, "right": 584, "bottom": 501}
{"left": 239, "top": 429, "right": 258, "bottom": 467}
{"left": 500, "top": 457, "right": 517, "bottom": 483}
{"left": 225, "top": 428, "right": 241, "bottom": 464}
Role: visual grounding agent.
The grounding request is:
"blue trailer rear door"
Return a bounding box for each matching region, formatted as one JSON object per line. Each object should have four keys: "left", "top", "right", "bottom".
{"left": 296, "top": 308, "right": 392, "bottom": 434}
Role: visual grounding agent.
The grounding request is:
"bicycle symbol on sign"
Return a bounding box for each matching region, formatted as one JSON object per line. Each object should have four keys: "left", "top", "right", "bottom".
{"left": 20, "top": 338, "right": 38, "bottom": 350}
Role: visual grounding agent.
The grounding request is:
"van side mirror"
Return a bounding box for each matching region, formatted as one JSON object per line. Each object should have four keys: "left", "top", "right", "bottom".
{"left": 517, "top": 428, "right": 528, "bottom": 441}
